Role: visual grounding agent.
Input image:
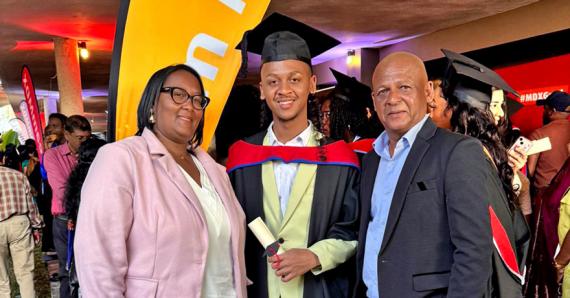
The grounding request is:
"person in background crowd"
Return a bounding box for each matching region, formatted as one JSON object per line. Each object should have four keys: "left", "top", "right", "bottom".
{"left": 427, "top": 78, "right": 452, "bottom": 130}
{"left": 528, "top": 91, "right": 570, "bottom": 190}
{"left": 75, "top": 64, "right": 248, "bottom": 297}
{"left": 2, "top": 144, "right": 21, "bottom": 171}
{"left": 0, "top": 166, "right": 43, "bottom": 298}
{"left": 36, "top": 127, "right": 56, "bottom": 254}
{"left": 44, "top": 115, "right": 92, "bottom": 298}
{"left": 356, "top": 51, "right": 492, "bottom": 297}
{"left": 47, "top": 113, "right": 68, "bottom": 148}
{"left": 63, "top": 137, "right": 107, "bottom": 297}
{"left": 524, "top": 91, "right": 570, "bottom": 297}
{"left": 487, "top": 88, "right": 532, "bottom": 219}
{"left": 555, "top": 144, "right": 570, "bottom": 297}
{"left": 325, "top": 68, "right": 382, "bottom": 144}
{"left": 439, "top": 49, "right": 529, "bottom": 297}
{"left": 318, "top": 95, "right": 332, "bottom": 137}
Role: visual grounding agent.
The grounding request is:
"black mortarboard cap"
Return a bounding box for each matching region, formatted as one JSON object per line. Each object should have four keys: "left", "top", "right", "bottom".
{"left": 330, "top": 68, "right": 374, "bottom": 110}
{"left": 236, "top": 13, "right": 340, "bottom": 76}
{"left": 506, "top": 98, "right": 524, "bottom": 116}
{"left": 441, "top": 49, "right": 519, "bottom": 110}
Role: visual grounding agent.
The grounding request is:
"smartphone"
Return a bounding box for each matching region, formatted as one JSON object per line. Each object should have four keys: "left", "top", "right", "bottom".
{"left": 510, "top": 136, "right": 533, "bottom": 154}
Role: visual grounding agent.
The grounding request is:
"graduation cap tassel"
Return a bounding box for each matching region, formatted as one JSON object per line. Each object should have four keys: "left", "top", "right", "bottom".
{"left": 238, "top": 30, "right": 250, "bottom": 78}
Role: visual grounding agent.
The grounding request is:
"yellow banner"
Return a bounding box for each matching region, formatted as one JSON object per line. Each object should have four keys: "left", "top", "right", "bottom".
{"left": 111, "top": 0, "right": 270, "bottom": 147}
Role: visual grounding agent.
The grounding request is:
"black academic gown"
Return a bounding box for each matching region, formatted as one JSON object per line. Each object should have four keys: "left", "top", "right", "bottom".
{"left": 484, "top": 158, "right": 530, "bottom": 298}
{"left": 229, "top": 130, "right": 360, "bottom": 298}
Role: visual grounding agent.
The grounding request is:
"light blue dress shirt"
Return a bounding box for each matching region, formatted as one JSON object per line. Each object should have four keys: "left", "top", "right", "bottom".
{"left": 363, "top": 115, "right": 429, "bottom": 298}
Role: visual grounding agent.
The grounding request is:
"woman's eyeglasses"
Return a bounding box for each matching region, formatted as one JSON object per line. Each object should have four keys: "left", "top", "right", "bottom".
{"left": 160, "top": 87, "right": 210, "bottom": 110}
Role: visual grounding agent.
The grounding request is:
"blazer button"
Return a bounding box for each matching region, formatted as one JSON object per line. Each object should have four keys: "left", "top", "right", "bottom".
{"left": 379, "top": 258, "right": 387, "bottom": 264}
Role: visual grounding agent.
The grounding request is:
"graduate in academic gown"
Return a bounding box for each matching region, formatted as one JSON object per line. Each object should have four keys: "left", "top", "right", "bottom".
{"left": 440, "top": 49, "right": 530, "bottom": 298}
{"left": 227, "top": 13, "right": 360, "bottom": 298}
{"left": 319, "top": 68, "right": 382, "bottom": 158}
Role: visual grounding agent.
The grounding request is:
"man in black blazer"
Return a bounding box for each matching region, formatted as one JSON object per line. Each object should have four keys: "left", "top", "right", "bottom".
{"left": 355, "top": 52, "right": 493, "bottom": 297}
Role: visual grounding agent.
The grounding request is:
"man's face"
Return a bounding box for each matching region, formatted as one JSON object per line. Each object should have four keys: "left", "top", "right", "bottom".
{"left": 48, "top": 118, "right": 64, "bottom": 140}
{"left": 65, "top": 129, "right": 91, "bottom": 153}
{"left": 259, "top": 60, "right": 316, "bottom": 126}
{"left": 428, "top": 84, "right": 452, "bottom": 129}
{"left": 372, "top": 54, "right": 432, "bottom": 139}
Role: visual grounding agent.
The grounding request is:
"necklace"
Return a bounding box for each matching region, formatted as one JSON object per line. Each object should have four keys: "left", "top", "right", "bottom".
{"left": 176, "top": 153, "right": 190, "bottom": 162}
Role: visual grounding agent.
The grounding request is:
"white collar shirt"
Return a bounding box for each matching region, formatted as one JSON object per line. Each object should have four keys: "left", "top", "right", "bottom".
{"left": 267, "top": 121, "right": 314, "bottom": 216}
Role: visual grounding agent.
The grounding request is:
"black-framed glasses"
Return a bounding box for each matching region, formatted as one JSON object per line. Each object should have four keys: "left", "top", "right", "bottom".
{"left": 160, "top": 87, "right": 210, "bottom": 110}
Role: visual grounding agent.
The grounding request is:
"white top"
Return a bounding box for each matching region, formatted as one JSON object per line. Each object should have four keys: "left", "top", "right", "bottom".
{"left": 266, "top": 121, "right": 314, "bottom": 216}
{"left": 178, "top": 156, "right": 236, "bottom": 298}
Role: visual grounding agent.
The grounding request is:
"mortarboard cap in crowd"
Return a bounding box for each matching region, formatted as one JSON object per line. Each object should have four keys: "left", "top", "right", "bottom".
{"left": 236, "top": 12, "right": 340, "bottom": 76}
{"left": 506, "top": 98, "right": 524, "bottom": 116}
{"left": 537, "top": 90, "right": 570, "bottom": 111}
{"left": 330, "top": 68, "right": 374, "bottom": 111}
{"left": 441, "top": 49, "right": 519, "bottom": 111}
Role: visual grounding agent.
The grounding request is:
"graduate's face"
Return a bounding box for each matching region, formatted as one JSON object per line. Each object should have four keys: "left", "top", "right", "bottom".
{"left": 320, "top": 99, "right": 331, "bottom": 137}
{"left": 259, "top": 60, "right": 317, "bottom": 125}
{"left": 372, "top": 53, "right": 432, "bottom": 140}
{"left": 427, "top": 81, "right": 452, "bottom": 129}
{"left": 490, "top": 89, "right": 505, "bottom": 125}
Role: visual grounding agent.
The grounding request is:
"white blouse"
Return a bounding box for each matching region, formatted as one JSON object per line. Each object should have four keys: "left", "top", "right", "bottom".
{"left": 178, "top": 155, "right": 236, "bottom": 298}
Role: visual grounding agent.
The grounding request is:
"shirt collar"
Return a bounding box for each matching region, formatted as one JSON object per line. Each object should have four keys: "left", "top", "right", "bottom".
{"left": 57, "top": 143, "right": 72, "bottom": 156}
{"left": 373, "top": 114, "right": 429, "bottom": 157}
{"left": 267, "top": 121, "right": 314, "bottom": 146}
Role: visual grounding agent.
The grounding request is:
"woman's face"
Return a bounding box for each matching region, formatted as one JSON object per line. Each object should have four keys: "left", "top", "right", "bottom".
{"left": 320, "top": 99, "right": 331, "bottom": 137}
{"left": 153, "top": 70, "right": 204, "bottom": 145}
{"left": 490, "top": 89, "right": 505, "bottom": 125}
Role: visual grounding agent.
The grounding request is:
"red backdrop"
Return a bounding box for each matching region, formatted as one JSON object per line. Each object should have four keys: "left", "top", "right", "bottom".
{"left": 495, "top": 53, "right": 570, "bottom": 136}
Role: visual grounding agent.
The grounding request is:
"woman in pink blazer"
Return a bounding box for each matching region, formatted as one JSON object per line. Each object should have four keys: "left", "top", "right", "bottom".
{"left": 74, "top": 64, "right": 248, "bottom": 297}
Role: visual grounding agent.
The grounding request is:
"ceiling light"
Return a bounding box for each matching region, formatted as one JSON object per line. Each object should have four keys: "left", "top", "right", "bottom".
{"left": 78, "top": 41, "right": 89, "bottom": 59}
{"left": 346, "top": 49, "right": 356, "bottom": 65}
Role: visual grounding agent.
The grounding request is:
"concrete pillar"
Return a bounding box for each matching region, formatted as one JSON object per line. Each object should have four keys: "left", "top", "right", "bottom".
{"left": 44, "top": 97, "right": 59, "bottom": 118}
{"left": 53, "top": 38, "right": 84, "bottom": 116}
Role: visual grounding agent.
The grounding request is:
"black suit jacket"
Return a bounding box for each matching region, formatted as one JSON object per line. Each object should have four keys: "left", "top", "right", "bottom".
{"left": 355, "top": 119, "right": 493, "bottom": 297}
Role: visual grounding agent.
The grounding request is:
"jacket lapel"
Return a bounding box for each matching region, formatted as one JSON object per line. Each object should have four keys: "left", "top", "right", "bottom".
{"left": 361, "top": 153, "right": 380, "bottom": 226}
{"left": 195, "top": 148, "right": 239, "bottom": 226}
{"left": 281, "top": 163, "right": 317, "bottom": 230}
{"left": 357, "top": 151, "right": 381, "bottom": 266}
{"left": 262, "top": 161, "right": 283, "bottom": 234}
{"left": 280, "top": 135, "right": 318, "bottom": 230}
{"left": 380, "top": 120, "right": 436, "bottom": 254}
{"left": 142, "top": 129, "right": 205, "bottom": 223}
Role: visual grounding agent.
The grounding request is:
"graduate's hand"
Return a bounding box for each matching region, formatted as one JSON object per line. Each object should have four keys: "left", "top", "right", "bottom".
{"left": 267, "top": 248, "right": 320, "bottom": 282}
{"left": 508, "top": 147, "right": 527, "bottom": 171}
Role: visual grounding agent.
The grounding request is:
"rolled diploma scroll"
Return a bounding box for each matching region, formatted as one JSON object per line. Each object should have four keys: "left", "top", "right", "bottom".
{"left": 248, "top": 217, "right": 277, "bottom": 249}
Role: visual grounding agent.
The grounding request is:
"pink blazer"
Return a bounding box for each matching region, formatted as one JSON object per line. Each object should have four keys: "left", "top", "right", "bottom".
{"left": 75, "top": 129, "right": 248, "bottom": 297}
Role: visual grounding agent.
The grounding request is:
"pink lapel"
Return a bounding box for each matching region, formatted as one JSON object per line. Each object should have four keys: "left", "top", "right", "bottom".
{"left": 141, "top": 129, "right": 206, "bottom": 223}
